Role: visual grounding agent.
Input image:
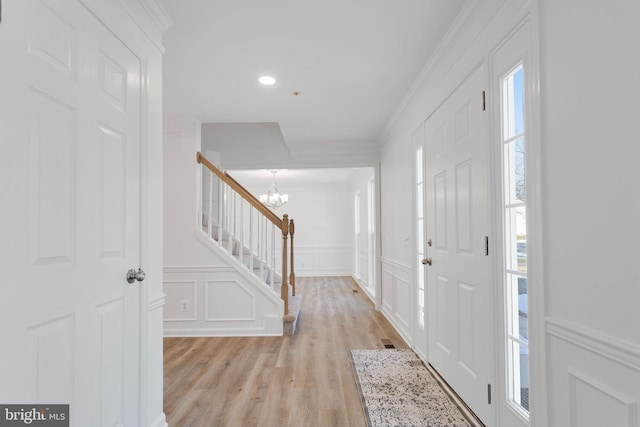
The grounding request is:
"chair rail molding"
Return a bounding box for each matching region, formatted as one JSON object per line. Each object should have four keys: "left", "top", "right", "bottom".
{"left": 546, "top": 316, "right": 640, "bottom": 372}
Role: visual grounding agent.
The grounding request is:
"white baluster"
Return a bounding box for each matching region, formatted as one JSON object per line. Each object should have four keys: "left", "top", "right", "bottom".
{"left": 197, "top": 163, "right": 203, "bottom": 231}
{"left": 259, "top": 215, "right": 265, "bottom": 281}
{"left": 227, "top": 190, "right": 233, "bottom": 254}
{"left": 208, "top": 169, "right": 213, "bottom": 239}
{"left": 217, "top": 178, "right": 223, "bottom": 244}
{"left": 249, "top": 206, "right": 254, "bottom": 273}
{"left": 270, "top": 223, "right": 275, "bottom": 290}
{"left": 238, "top": 198, "right": 244, "bottom": 265}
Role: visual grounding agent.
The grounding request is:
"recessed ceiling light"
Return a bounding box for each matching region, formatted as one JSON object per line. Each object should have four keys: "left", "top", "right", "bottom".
{"left": 258, "top": 75, "right": 276, "bottom": 85}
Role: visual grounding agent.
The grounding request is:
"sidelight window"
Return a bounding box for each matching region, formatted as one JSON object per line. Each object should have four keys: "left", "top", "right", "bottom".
{"left": 415, "top": 146, "right": 425, "bottom": 329}
{"left": 501, "top": 63, "right": 529, "bottom": 413}
{"left": 354, "top": 192, "right": 361, "bottom": 278}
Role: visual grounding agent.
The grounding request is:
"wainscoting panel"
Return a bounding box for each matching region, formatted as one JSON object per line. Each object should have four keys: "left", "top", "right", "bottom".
{"left": 319, "top": 251, "right": 350, "bottom": 271}
{"left": 393, "top": 276, "right": 411, "bottom": 329}
{"left": 546, "top": 317, "right": 640, "bottom": 427}
{"left": 163, "top": 266, "right": 283, "bottom": 337}
{"left": 382, "top": 269, "right": 393, "bottom": 313}
{"left": 205, "top": 280, "right": 256, "bottom": 322}
{"left": 380, "top": 257, "right": 413, "bottom": 344}
{"left": 164, "top": 280, "right": 197, "bottom": 322}
{"left": 293, "top": 246, "right": 352, "bottom": 277}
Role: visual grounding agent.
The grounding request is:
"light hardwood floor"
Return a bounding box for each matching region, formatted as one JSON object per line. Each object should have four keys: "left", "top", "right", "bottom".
{"left": 163, "top": 276, "right": 409, "bottom": 427}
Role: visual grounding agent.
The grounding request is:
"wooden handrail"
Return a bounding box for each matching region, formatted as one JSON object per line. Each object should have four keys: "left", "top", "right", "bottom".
{"left": 197, "top": 152, "right": 282, "bottom": 228}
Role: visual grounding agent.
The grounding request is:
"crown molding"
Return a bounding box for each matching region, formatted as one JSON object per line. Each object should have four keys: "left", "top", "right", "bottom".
{"left": 379, "top": 0, "right": 488, "bottom": 145}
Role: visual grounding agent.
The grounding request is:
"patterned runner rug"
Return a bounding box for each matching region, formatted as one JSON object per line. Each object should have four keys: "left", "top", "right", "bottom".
{"left": 351, "top": 349, "right": 474, "bottom": 427}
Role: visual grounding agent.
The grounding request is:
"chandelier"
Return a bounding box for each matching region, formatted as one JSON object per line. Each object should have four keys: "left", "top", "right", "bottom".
{"left": 259, "top": 170, "right": 288, "bottom": 209}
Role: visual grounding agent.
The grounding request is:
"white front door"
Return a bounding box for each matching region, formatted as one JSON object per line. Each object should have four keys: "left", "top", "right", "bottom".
{"left": 0, "top": 1, "right": 142, "bottom": 425}
{"left": 425, "top": 65, "right": 495, "bottom": 424}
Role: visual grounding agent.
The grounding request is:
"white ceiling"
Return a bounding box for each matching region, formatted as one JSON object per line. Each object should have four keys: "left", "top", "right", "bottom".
{"left": 160, "top": 0, "right": 467, "bottom": 148}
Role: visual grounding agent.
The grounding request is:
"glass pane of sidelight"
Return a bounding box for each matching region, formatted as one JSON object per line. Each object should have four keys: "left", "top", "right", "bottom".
{"left": 517, "top": 277, "right": 528, "bottom": 342}
{"left": 513, "top": 67, "right": 524, "bottom": 136}
{"left": 417, "top": 182, "right": 424, "bottom": 218}
{"left": 515, "top": 207, "right": 527, "bottom": 274}
{"left": 508, "top": 274, "right": 528, "bottom": 343}
{"left": 504, "top": 137, "right": 526, "bottom": 205}
{"left": 418, "top": 288, "right": 425, "bottom": 327}
{"left": 517, "top": 341, "right": 530, "bottom": 411}
{"left": 416, "top": 146, "right": 423, "bottom": 180}
{"left": 503, "top": 66, "right": 525, "bottom": 140}
{"left": 515, "top": 137, "right": 526, "bottom": 203}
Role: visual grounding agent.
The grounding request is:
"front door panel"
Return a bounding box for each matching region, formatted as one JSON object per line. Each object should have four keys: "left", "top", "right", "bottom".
{"left": 425, "top": 65, "right": 494, "bottom": 424}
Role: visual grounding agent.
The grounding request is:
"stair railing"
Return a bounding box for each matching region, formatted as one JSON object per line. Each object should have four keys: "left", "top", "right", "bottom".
{"left": 196, "top": 152, "right": 293, "bottom": 315}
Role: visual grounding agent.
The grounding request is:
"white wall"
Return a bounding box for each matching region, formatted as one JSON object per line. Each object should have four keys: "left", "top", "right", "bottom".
{"left": 202, "top": 122, "right": 379, "bottom": 169}
{"left": 378, "top": 131, "right": 414, "bottom": 340}
{"left": 539, "top": 1, "right": 640, "bottom": 426}
{"left": 226, "top": 172, "right": 355, "bottom": 277}
{"left": 202, "top": 123, "right": 291, "bottom": 169}
{"left": 351, "top": 168, "right": 376, "bottom": 297}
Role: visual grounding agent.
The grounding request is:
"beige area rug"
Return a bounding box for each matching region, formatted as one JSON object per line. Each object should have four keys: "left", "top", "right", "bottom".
{"left": 351, "top": 349, "right": 474, "bottom": 427}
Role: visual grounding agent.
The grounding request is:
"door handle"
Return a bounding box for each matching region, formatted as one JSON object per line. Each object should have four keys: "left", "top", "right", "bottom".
{"left": 127, "top": 268, "right": 146, "bottom": 283}
{"left": 422, "top": 258, "right": 432, "bottom": 266}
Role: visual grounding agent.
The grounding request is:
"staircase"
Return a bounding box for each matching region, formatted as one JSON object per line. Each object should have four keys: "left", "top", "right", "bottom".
{"left": 197, "top": 152, "right": 300, "bottom": 335}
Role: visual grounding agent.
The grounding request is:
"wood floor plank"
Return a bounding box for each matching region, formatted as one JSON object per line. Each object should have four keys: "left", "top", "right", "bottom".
{"left": 163, "top": 276, "right": 408, "bottom": 427}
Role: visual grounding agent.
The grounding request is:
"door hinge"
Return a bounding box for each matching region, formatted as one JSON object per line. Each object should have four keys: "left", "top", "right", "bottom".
{"left": 484, "top": 236, "right": 489, "bottom": 256}
{"left": 482, "top": 90, "right": 486, "bottom": 111}
{"left": 488, "top": 384, "right": 492, "bottom": 404}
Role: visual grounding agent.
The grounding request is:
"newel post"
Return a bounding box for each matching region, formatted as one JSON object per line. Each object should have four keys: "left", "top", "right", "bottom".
{"left": 281, "top": 214, "right": 289, "bottom": 316}
{"left": 289, "top": 219, "right": 295, "bottom": 296}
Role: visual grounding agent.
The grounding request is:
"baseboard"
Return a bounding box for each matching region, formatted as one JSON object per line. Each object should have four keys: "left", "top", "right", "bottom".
{"left": 351, "top": 275, "right": 376, "bottom": 305}
{"left": 163, "top": 327, "right": 283, "bottom": 337}
{"left": 148, "top": 413, "right": 167, "bottom": 427}
{"left": 380, "top": 307, "right": 413, "bottom": 347}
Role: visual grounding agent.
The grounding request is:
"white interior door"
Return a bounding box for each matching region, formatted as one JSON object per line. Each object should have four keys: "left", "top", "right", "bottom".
{"left": 425, "top": 65, "right": 494, "bottom": 424}
{"left": 0, "top": 1, "right": 142, "bottom": 425}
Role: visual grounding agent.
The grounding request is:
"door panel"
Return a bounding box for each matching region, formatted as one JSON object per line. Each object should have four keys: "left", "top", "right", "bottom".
{"left": 425, "top": 65, "right": 494, "bottom": 424}
{"left": 0, "top": 1, "right": 142, "bottom": 425}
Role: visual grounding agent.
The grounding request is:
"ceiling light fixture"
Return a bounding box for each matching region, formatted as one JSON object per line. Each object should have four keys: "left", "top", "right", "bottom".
{"left": 258, "top": 75, "right": 276, "bottom": 85}
{"left": 259, "top": 170, "right": 288, "bottom": 209}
